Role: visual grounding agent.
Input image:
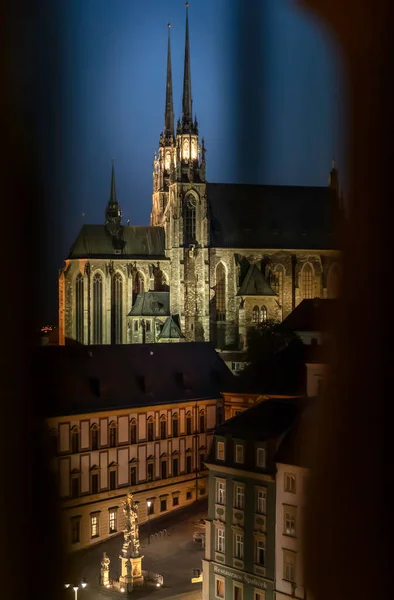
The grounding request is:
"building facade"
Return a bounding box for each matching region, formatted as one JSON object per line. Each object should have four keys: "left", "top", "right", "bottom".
{"left": 59, "top": 5, "right": 342, "bottom": 350}
{"left": 41, "top": 342, "right": 231, "bottom": 551}
{"left": 202, "top": 399, "right": 302, "bottom": 600}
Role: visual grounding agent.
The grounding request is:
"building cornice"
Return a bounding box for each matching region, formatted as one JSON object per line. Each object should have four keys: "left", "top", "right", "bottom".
{"left": 205, "top": 461, "right": 275, "bottom": 483}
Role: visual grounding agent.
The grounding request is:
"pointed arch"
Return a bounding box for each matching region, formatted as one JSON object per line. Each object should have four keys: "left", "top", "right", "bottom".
{"left": 260, "top": 305, "right": 268, "bottom": 323}
{"left": 92, "top": 272, "right": 103, "bottom": 344}
{"left": 184, "top": 194, "right": 196, "bottom": 245}
{"left": 154, "top": 269, "right": 166, "bottom": 291}
{"left": 75, "top": 272, "right": 84, "bottom": 344}
{"left": 252, "top": 305, "right": 260, "bottom": 324}
{"left": 133, "top": 271, "right": 145, "bottom": 298}
{"left": 327, "top": 262, "right": 341, "bottom": 298}
{"left": 215, "top": 262, "right": 226, "bottom": 321}
{"left": 111, "top": 272, "right": 123, "bottom": 344}
{"left": 301, "top": 263, "right": 314, "bottom": 300}
{"left": 273, "top": 264, "right": 285, "bottom": 307}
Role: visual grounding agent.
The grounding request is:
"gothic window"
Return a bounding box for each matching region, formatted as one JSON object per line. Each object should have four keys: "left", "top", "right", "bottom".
{"left": 92, "top": 272, "right": 103, "bottom": 344}
{"left": 75, "top": 273, "right": 84, "bottom": 344}
{"left": 260, "top": 306, "right": 268, "bottom": 323}
{"left": 252, "top": 305, "right": 260, "bottom": 323}
{"left": 130, "top": 419, "right": 137, "bottom": 444}
{"left": 184, "top": 196, "right": 196, "bottom": 245}
{"left": 274, "top": 265, "right": 284, "bottom": 307}
{"left": 133, "top": 271, "right": 144, "bottom": 299}
{"left": 301, "top": 264, "right": 314, "bottom": 300}
{"left": 215, "top": 263, "right": 226, "bottom": 321}
{"left": 111, "top": 273, "right": 123, "bottom": 345}
{"left": 154, "top": 269, "right": 165, "bottom": 291}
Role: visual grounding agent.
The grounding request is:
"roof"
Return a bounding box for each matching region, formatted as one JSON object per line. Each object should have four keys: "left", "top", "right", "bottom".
{"left": 128, "top": 292, "right": 170, "bottom": 316}
{"left": 36, "top": 343, "right": 233, "bottom": 418}
{"left": 237, "top": 264, "right": 277, "bottom": 296}
{"left": 281, "top": 298, "right": 337, "bottom": 332}
{"left": 207, "top": 183, "right": 341, "bottom": 249}
{"left": 214, "top": 396, "right": 305, "bottom": 441}
{"left": 68, "top": 225, "right": 167, "bottom": 259}
{"left": 158, "top": 315, "right": 184, "bottom": 339}
{"left": 275, "top": 399, "right": 316, "bottom": 469}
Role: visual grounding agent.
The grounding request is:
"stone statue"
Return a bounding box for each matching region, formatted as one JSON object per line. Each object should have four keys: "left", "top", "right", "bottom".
{"left": 126, "top": 559, "right": 132, "bottom": 577}
{"left": 121, "top": 493, "right": 140, "bottom": 559}
{"left": 101, "top": 552, "right": 110, "bottom": 571}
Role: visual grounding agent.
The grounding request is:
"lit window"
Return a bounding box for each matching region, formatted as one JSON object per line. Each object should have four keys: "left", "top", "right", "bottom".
{"left": 234, "top": 484, "right": 244, "bottom": 510}
{"left": 284, "top": 473, "right": 296, "bottom": 493}
{"left": 256, "top": 447, "right": 266, "bottom": 468}
{"left": 91, "top": 514, "right": 99, "bottom": 538}
{"left": 283, "top": 550, "right": 297, "bottom": 582}
{"left": 234, "top": 533, "right": 244, "bottom": 559}
{"left": 216, "top": 441, "right": 225, "bottom": 461}
{"left": 284, "top": 506, "right": 296, "bottom": 537}
{"left": 109, "top": 509, "right": 117, "bottom": 533}
{"left": 252, "top": 305, "right": 260, "bottom": 324}
{"left": 111, "top": 272, "right": 123, "bottom": 344}
{"left": 216, "top": 527, "right": 225, "bottom": 553}
{"left": 215, "top": 479, "right": 226, "bottom": 505}
{"left": 235, "top": 444, "right": 244, "bottom": 464}
{"left": 301, "top": 264, "right": 313, "bottom": 299}
{"left": 256, "top": 488, "right": 266, "bottom": 514}
{"left": 92, "top": 272, "right": 103, "bottom": 344}
{"left": 215, "top": 577, "right": 225, "bottom": 599}
{"left": 260, "top": 305, "right": 267, "bottom": 322}
{"left": 255, "top": 538, "right": 265, "bottom": 566}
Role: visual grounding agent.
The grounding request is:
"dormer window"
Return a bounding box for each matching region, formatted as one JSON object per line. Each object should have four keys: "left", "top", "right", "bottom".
{"left": 256, "top": 447, "right": 266, "bottom": 468}
{"left": 216, "top": 440, "right": 225, "bottom": 461}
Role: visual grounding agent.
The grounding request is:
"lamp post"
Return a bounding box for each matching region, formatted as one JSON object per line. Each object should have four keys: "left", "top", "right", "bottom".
{"left": 147, "top": 500, "right": 152, "bottom": 545}
{"left": 64, "top": 579, "right": 87, "bottom": 600}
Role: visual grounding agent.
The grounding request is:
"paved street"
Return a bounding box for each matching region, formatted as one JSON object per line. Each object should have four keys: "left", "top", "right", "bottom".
{"left": 64, "top": 500, "right": 207, "bottom": 600}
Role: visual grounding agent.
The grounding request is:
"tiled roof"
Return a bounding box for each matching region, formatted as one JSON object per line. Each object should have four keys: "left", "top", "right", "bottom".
{"left": 128, "top": 292, "right": 170, "bottom": 316}
{"left": 237, "top": 264, "right": 277, "bottom": 296}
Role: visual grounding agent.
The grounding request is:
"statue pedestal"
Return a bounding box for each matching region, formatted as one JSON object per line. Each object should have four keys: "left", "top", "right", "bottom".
{"left": 119, "top": 555, "right": 144, "bottom": 589}
{"left": 101, "top": 568, "right": 110, "bottom": 587}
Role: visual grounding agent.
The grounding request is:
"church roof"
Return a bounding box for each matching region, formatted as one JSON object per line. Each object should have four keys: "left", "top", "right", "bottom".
{"left": 237, "top": 264, "right": 277, "bottom": 296}
{"left": 207, "top": 183, "right": 340, "bottom": 249}
{"left": 158, "top": 314, "right": 185, "bottom": 339}
{"left": 36, "top": 343, "right": 233, "bottom": 417}
{"left": 68, "top": 225, "right": 167, "bottom": 260}
{"left": 128, "top": 292, "right": 170, "bottom": 317}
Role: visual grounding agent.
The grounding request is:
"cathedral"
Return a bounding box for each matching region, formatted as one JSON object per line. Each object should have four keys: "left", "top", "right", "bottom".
{"left": 59, "top": 4, "right": 342, "bottom": 350}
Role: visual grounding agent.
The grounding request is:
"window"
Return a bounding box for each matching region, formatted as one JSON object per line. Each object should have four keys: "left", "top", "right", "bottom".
{"left": 254, "top": 591, "right": 265, "bottom": 600}
{"left": 186, "top": 412, "right": 192, "bottom": 435}
{"left": 260, "top": 305, "right": 267, "bottom": 322}
{"left": 234, "top": 533, "right": 244, "bottom": 559}
{"left": 199, "top": 453, "right": 205, "bottom": 471}
{"left": 161, "top": 460, "right": 167, "bottom": 479}
{"left": 215, "top": 263, "right": 226, "bottom": 321}
{"left": 234, "top": 585, "right": 243, "bottom": 600}
{"left": 147, "top": 462, "right": 154, "bottom": 481}
{"left": 215, "top": 577, "right": 225, "bottom": 599}
{"left": 216, "top": 527, "right": 225, "bottom": 553}
{"left": 160, "top": 417, "right": 166, "bottom": 439}
{"left": 274, "top": 266, "right": 284, "bottom": 307}
{"left": 109, "top": 423, "right": 117, "bottom": 448}
{"left": 284, "top": 505, "right": 296, "bottom": 536}
{"left": 91, "top": 425, "right": 99, "bottom": 451}
{"left": 75, "top": 273, "right": 84, "bottom": 344}
{"left": 234, "top": 484, "right": 244, "bottom": 510}
{"left": 186, "top": 455, "right": 192, "bottom": 473}
{"left": 283, "top": 550, "right": 297, "bottom": 582}
{"left": 147, "top": 501, "right": 154, "bottom": 516}
{"left": 256, "top": 488, "right": 266, "bottom": 514}
{"left": 160, "top": 498, "right": 167, "bottom": 512}
{"left": 215, "top": 479, "right": 226, "bottom": 505}
{"left": 184, "top": 195, "right": 196, "bottom": 244}
{"left": 111, "top": 272, "right": 123, "bottom": 344}
{"left": 133, "top": 271, "right": 144, "bottom": 299}
{"left": 172, "top": 414, "right": 179, "bottom": 438}
{"left": 173, "top": 496, "right": 179, "bottom": 507}
{"left": 186, "top": 491, "right": 192, "bottom": 500}
{"left": 71, "top": 428, "right": 79, "bottom": 454}
{"left": 255, "top": 539, "right": 265, "bottom": 566}
{"left": 130, "top": 466, "right": 137, "bottom": 486}
{"left": 71, "top": 518, "right": 80, "bottom": 544}
{"left": 91, "top": 473, "right": 99, "bottom": 495}
{"left": 109, "top": 509, "right": 117, "bottom": 533}
{"left": 71, "top": 477, "right": 79, "bottom": 499}
{"left": 147, "top": 418, "right": 154, "bottom": 441}
{"left": 216, "top": 441, "right": 225, "bottom": 461}
{"left": 301, "top": 263, "right": 313, "bottom": 300}
{"left": 199, "top": 411, "right": 205, "bottom": 433}
{"left": 109, "top": 470, "right": 116, "bottom": 491}
{"left": 91, "top": 514, "right": 99, "bottom": 538}
{"left": 146, "top": 320, "right": 151, "bottom": 332}
{"left": 172, "top": 457, "right": 179, "bottom": 477}
{"left": 256, "top": 447, "right": 266, "bottom": 468}
{"left": 92, "top": 272, "right": 103, "bottom": 344}
{"left": 235, "top": 444, "right": 244, "bottom": 464}
{"left": 252, "top": 305, "right": 260, "bottom": 323}
{"left": 134, "top": 320, "right": 138, "bottom": 332}
{"left": 130, "top": 419, "right": 137, "bottom": 444}
{"left": 284, "top": 473, "right": 296, "bottom": 493}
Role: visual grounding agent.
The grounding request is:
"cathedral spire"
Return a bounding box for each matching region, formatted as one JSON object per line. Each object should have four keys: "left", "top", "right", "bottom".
{"left": 105, "top": 158, "right": 122, "bottom": 226}
{"left": 182, "top": 2, "right": 193, "bottom": 131}
{"left": 164, "top": 23, "right": 174, "bottom": 138}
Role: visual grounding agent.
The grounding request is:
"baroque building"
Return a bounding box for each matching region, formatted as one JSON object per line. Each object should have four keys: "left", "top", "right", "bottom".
{"left": 59, "top": 4, "right": 342, "bottom": 349}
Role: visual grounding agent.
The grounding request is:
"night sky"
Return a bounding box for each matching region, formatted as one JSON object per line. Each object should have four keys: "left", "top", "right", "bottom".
{"left": 42, "top": 0, "right": 345, "bottom": 323}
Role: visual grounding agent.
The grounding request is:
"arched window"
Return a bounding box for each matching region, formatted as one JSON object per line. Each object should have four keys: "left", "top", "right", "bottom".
{"left": 92, "top": 272, "right": 103, "bottom": 345}
{"left": 147, "top": 416, "right": 154, "bottom": 442}
{"left": 154, "top": 269, "right": 165, "bottom": 291}
{"left": 71, "top": 427, "right": 79, "bottom": 454}
{"left": 327, "top": 263, "right": 341, "bottom": 298}
{"left": 260, "top": 306, "right": 268, "bottom": 323}
{"left": 199, "top": 410, "right": 205, "bottom": 433}
{"left": 109, "top": 422, "right": 117, "bottom": 448}
{"left": 252, "top": 305, "right": 260, "bottom": 323}
{"left": 133, "top": 271, "right": 144, "bottom": 299}
{"left": 215, "top": 263, "right": 226, "bottom": 321}
{"left": 130, "top": 419, "right": 137, "bottom": 444}
{"left": 274, "top": 265, "right": 284, "bottom": 307}
{"left": 184, "top": 196, "right": 196, "bottom": 245}
{"left": 301, "top": 263, "right": 314, "bottom": 300}
{"left": 172, "top": 413, "right": 179, "bottom": 438}
{"left": 160, "top": 415, "right": 167, "bottom": 440}
{"left": 186, "top": 411, "right": 192, "bottom": 435}
{"left": 75, "top": 273, "right": 84, "bottom": 344}
{"left": 91, "top": 424, "right": 99, "bottom": 451}
{"left": 111, "top": 273, "right": 123, "bottom": 345}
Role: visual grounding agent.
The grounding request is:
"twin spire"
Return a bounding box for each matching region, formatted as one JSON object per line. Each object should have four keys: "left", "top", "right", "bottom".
{"left": 164, "top": 2, "right": 195, "bottom": 138}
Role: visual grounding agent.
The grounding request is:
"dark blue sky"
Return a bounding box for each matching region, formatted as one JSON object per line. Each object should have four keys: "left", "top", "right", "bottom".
{"left": 43, "top": 0, "right": 345, "bottom": 323}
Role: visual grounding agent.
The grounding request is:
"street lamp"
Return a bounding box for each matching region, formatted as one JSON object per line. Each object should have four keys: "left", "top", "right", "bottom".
{"left": 64, "top": 579, "right": 87, "bottom": 600}
{"left": 147, "top": 500, "right": 152, "bottom": 545}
